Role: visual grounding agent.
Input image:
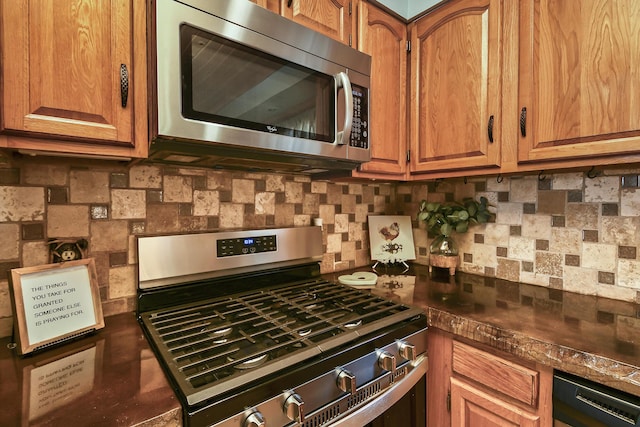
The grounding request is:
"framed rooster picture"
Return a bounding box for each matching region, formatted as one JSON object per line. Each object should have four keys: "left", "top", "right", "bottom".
{"left": 367, "top": 215, "right": 416, "bottom": 264}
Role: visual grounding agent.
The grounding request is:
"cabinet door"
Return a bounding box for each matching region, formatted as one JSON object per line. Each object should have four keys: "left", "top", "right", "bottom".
{"left": 1, "top": 0, "right": 146, "bottom": 156}
{"left": 281, "top": 0, "right": 353, "bottom": 45}
{"left": 518, "top": 0, "right": 640, "bottom": 163}
{"left": 427, "top": 328, "right": 453, "bottom": 427}
{"left": 409, "top": 0, "right": 502, "bottom": 175}
{"left": 352, "top": 2, "right": 407, "bottom": 178}
{"left": 451, "top": 378, "right": 541, "bottom": 427}
{"left": 250, "top": 0, "right": 280, "bottom": 13}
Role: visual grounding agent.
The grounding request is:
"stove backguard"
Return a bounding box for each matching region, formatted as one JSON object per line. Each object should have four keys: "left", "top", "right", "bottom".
{"left": 138, "top": 226, "right": 323, "bottom": 290}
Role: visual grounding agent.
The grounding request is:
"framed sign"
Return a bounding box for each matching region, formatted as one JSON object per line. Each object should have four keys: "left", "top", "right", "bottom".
{"left": 368, "top": 215, "right": 416, "bottom": 265}
{"left": 8, "top": 259, "right": 104, "bottom": 356}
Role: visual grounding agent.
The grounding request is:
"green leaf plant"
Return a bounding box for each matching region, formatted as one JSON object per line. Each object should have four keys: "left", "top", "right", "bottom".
{"left": 417, "top": 197, "right": 495, "bottom": 237}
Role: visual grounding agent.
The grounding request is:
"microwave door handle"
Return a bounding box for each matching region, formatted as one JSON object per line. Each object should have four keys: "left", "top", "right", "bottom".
{"left": 335, "top": 72, "right": 353, "bottom": 145}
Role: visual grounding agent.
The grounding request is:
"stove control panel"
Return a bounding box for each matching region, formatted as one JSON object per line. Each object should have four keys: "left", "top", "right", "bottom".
{"left": 243, "top": 410, "right": 265, "bottom": 427}
{"left": 336, "top": 369, "right": 356, "bottom": 395}
{"left": 377, "top": 350, "right": 397, "bottom": 373}
{"left": 283, "top": 391, "right": 305, "bottom": 423}
{"left": 217, "top": 234, "right": 277, "bottom": 257}
{"left": 398, "top": 341, "right": 417, "bottom": 361}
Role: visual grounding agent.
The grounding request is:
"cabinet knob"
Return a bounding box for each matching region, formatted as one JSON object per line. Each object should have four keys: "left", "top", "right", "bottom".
{"left": 336, "top": 368, "right": 356, "bottom": 395}
{"left": 283, "top": 391, "right": 304, "bottom": 423}
{"left": 377, "top": 350, "right": 396, "bottom": 373}
{"left": 398, "top": 341, "right": 416, "bottom": 361}
{"left": 243, "top": 410, "right": 265, "bottom": 427}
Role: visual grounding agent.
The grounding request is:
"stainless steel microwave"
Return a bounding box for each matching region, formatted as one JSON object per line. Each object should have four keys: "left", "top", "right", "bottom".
{"left": 149, "top": 0, "right": 372, "bottom": 174}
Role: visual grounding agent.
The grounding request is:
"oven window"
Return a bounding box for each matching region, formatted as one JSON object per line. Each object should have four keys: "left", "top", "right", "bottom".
{"left": 180, "top": 24, "right": 335, "bottom": 142}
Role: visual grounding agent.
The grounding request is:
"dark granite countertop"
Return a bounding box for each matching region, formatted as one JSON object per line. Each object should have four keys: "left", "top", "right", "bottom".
{"left": 0, "top": 312, "right": 181, "bottom": 427}
{"left": 2, "top": 265, "right": 638, "bottom": 426}
{"left": 326, "top": 263, "right": 640, "bottom": 397}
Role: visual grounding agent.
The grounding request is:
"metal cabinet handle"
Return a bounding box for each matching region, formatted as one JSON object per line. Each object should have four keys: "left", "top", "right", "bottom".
{"left": 487, "top": 115, "right": 494, "bottom": 143}
{"left": 120, "top": 64, "right": 129, "bottom": 108}
{"left": 287, "top": 0, "right": 293, "bottom": 7}
{"left": 519, "top": 107, "right": 527, "bottom": 137}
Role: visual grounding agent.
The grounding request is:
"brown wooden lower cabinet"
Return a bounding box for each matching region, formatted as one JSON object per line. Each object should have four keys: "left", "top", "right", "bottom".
{"left": 428, "top": 328, "right": 553, "bottom": 426}
{"left": 451, "top": 378, "right": 542, "bottom": 426}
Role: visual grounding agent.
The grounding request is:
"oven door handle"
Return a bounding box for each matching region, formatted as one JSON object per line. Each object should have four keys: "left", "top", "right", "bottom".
{"left": 329, "top": 356, "right": 428, "bottom": 426}
{"left": 335, "top": 71, "right": 353, "bottom": 146}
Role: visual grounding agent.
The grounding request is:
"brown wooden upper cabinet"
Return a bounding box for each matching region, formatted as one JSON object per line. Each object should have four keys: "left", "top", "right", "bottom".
{"left": 409, "top": 0, "right": 503, "bottom": 176}
{"left": 351, "top": 1, "right": 408, "bottom": 179}
{"left": 249, "top": 0, "right": 280, "bottom": 14}
{"left": 517, "top": 0, "right": 640, "bottom": 164}
{"left": 0, "top": 0, "right": 148, "bottom": 159}
{"left": 280, "top": 0, "right": 354, "bottom": 46}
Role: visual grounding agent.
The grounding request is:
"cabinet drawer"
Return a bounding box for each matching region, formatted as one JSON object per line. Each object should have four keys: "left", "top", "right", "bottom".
{"left": 452, "top": 341, "right": 539, "bottom": 407}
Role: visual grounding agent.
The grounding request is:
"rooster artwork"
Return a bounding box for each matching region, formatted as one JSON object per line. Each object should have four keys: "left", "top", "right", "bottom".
{"left": 378, "top": 222, "right": 403, "bottom": 255}
{"left": 367, "top": 216, "right": 416, "bottom": 265}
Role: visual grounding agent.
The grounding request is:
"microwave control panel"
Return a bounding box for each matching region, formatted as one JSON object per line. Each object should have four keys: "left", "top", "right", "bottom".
{"left": 350, "top": 84, "right": 369, "bottom": 149}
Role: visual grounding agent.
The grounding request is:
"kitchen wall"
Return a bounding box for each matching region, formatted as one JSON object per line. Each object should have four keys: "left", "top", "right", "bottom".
{"left": 1, "top": 154, "right": 639, "bottom": 339}
{"left": 0, "top": 155, "right": 395, "bottom": 338}
{"left": 374, "top": 0, "right": 442, "bottom": 19}
{"left": 394, "top": 169, "right": 640, "bottom": 304}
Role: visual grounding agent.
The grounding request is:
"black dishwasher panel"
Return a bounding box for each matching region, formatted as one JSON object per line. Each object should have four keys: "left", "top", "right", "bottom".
{"left": 553, "top": 371, "right": 640, "bottom": 427}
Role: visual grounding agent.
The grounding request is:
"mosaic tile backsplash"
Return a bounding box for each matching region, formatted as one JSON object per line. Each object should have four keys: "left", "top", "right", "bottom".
{"left": 0, "top": 156, "right": 395, "bottom": 338}
{"left": 395, "top": 170, "right": 640, "bottom": 304}
{"left": 1, "top": 154, "right": 639, "bottom": 338}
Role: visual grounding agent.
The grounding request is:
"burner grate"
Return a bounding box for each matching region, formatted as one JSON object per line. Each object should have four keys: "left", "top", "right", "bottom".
{"left": 139, "top": 279, "right": 413, "bottom": 399}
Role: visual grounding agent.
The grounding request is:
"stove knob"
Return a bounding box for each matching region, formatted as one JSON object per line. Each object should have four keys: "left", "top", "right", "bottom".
{"left": 283, "top": 391, "right": 305, "bottom": 423}
{"left": 243, "top": 410, "right": 265, "bottom": 427}
{"left": 336, "top": 368, "right": 356, "bottom": 395}
{"left": 398, "top": 341, "right": 417, "bottom": 361}
{"left": 377, "top": 350, "right": 396, "bottom": 373}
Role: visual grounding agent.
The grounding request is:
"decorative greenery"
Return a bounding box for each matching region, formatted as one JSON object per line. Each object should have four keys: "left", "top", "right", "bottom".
{"left": 418, "top": 197, "right": 494, "bottom": 237}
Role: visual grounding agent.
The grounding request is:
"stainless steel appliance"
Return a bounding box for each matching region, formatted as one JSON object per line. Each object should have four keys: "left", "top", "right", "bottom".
{"left": 553, "top": 371, "right": 640, "bottom": 427}
{"left": 149, "top": 0, "right": 371, "bottom": 174}
{"left": 136, "top": 227, "right": 427, "bottom": 427}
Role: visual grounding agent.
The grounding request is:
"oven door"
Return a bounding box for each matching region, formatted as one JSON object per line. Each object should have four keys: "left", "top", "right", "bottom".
{"left": 346, "top": 367, "right": 427, "bottom": 427}
{"left": 154, "top": 0, "right": 370, "bottom": 163}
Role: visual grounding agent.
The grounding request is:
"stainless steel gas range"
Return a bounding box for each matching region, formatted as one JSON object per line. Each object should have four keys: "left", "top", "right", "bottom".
{"left": 136, "top": 227, "right": 427, "bottom": 427}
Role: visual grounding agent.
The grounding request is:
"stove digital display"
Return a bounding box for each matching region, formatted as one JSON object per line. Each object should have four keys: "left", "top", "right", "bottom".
{"left": 217, "top": 235, "right": 277, "bottom": 257}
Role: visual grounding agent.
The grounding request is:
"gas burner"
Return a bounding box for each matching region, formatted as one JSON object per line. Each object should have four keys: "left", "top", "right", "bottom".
{"left": 344, "top": 319, "right": 363, "bottom": 329}
{"left": 210, "top": 326, "right": 233, "bottom": 337}
{"left": 209, "top": 326, "right": 233, "bottom": 344}
{"left": 304, "top": 303, "right": 323, "bottom": 310}
{"left": 298, "top": 328, "right": 312, "bottom": 336}
{"left": 233, "top": 354, "right": 269, "bottom": 370}
{"left": 227, "top": 337, "right": 276, "bottom": 369}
